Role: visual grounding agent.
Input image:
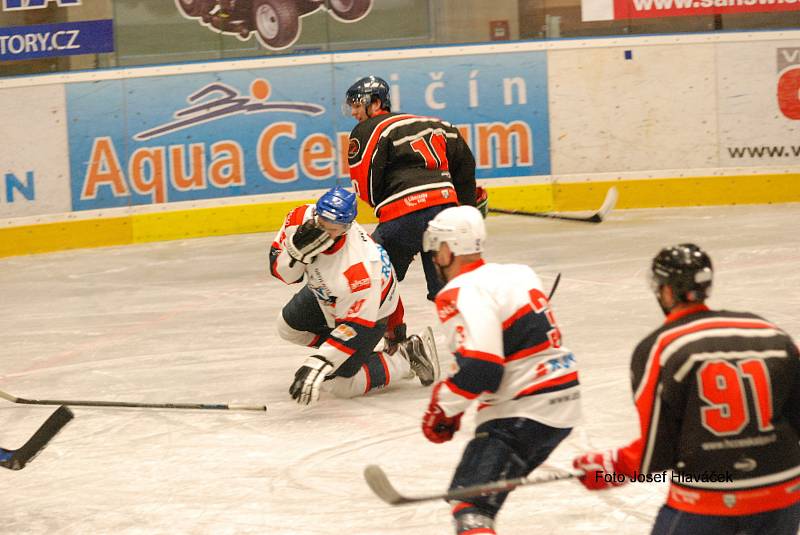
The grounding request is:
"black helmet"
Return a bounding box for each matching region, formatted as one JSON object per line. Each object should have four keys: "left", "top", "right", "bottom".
{"left": 650, "top": 243, "right": 713, "bottom": 303}
{"left": 344, "top": 75, "right": 391, "bottom": 112}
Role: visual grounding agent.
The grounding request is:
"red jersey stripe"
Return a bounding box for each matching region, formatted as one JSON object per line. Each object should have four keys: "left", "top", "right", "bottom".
{"left": 502, "top": 303, "right": 533, "bottom": 330}
{"left": 326, "top": 338, "right": 356, "bottom": 356}
{"left": 350, "top": 114, "right": 416, "bottom": 205}
{"left": 458, "top": 348, "right": 505, "bottom": 365}
{"left": 514, "top": 371, "right": 579, "bottom": 399}
{"left": 506, "top": 340, "right": 552, "bottom": 362}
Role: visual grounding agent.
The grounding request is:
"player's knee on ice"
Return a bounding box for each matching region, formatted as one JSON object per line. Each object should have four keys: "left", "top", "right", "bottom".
{"left": 276, "top": 311, "right": 318, "bottom": 346}
{"left": 323, "top": 375, "right": 367, "bottom": 399}
{"left": 323, "top": 352, "right": 414, "bottom": 399}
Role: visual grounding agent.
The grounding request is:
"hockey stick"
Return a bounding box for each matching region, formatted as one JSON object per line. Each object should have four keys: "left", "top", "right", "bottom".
{"left": 1, "top": 405, "right": 73, "bottom": 470}
{"left": 488, "top": 186, "right": 618, "bottom": 223}
{"left": 0, "top": 389, "right": 266, "bottom": 412}
{"left": 548, "top": 272, "right": 562, "bottom": 301}
{"left": 363, "top": 464, "right": 583, "bottom": 505}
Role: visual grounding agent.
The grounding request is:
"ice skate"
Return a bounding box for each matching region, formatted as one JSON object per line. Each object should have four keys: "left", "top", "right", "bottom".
{"left": 398, "top": 326, "right": 440, "bottom": 387}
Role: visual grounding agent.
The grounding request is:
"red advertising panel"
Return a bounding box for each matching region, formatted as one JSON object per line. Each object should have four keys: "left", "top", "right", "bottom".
{"left": 583, "top": 0, "right": 800, "bottom": 20}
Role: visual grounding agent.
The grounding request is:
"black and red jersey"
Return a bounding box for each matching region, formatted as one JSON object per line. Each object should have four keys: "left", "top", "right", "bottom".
{"left": 616, "top": 304, "right": 800, "bottom": 516}
{"left": 347, "top": 112, "right": 476, "bottom": 222}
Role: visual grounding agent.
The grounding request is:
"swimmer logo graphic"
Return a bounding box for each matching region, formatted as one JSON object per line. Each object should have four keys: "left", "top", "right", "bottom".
{"left": 134, "top": 79, "right": 324, "bottom": 141}
{"left": 67, "top": 71, "right": 346, "bottom": 210}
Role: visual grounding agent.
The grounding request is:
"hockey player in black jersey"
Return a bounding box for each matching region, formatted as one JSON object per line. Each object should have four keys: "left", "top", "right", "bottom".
{"left": 573, "top": 243, "right": 800, "bottom": 534}
{"left": 344, "top": 74, "right": 488, "bottom": 295}
{"left": 344, "top": 75, "right": 486, "bottom": 353}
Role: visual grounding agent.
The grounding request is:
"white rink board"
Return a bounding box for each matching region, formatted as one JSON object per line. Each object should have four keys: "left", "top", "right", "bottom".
{"left": 717, "top": 39, "right": 800, "bottom": 166}
{"left": 548, "top": 44, "right": 719, "bottom": 174}
{"left": 0, "top": 84, "right": 71, "bottom": 219}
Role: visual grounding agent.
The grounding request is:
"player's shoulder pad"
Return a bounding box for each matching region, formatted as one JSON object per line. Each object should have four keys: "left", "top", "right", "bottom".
{"left": 434, "top": 287, "right": 461, "bottom": 323}
{"left": 284, "top": 204, "right": 313, "bottom": 228}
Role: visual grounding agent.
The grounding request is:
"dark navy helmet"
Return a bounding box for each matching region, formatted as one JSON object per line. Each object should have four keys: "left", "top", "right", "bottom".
{"left": 344, "top": 75, "right": 391, "bottom": 112}
{"left": 650, "top": 243, "right": 713, "bottom": 303}
{"left": 316, "top": 187, "right": 357, "bottom": 225}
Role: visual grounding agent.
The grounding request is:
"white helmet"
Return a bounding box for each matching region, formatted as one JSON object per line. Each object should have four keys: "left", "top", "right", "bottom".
{"left": 423, "top": 206, "right": 486, "bottom": 255}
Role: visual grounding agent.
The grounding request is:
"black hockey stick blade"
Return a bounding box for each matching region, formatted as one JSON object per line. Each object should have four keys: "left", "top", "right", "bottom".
{"left": 364, "top": 464, "right": 582, "bottom": 506}
{"left": 1, "top": 405, "right": 73, "bottom": 470}
{"left": 0, "top": 389, "right": 266, "bottom": 412}
{"left": 547, "top": 272, "right": 562, "bottom": 301}
{"left": 489, "top": 186, "right": 618, "bottom": 223}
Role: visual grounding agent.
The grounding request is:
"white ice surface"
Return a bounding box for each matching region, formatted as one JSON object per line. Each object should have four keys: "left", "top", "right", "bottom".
{"left": 2, "top": 203, "right": 799, "bottom": 535}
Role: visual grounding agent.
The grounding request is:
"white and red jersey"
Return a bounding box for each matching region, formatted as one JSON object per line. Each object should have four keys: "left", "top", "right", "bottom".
{"left": 431, "top": 260, "right": 581, "bottom": 429}
{"left": 269, "top": 204, "right": 399, "bottom": 369}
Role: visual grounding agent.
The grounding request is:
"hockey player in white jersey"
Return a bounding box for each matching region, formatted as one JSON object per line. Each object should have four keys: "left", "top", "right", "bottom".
{"left": 269, "top": 186, "right": 439, "bottom": 405}
{"left": 420, "top": 205, "right": 581, "bottom": 534}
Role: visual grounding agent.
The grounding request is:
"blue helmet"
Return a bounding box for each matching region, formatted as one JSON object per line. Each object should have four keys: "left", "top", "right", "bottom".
{"left": 316, "top": 187, "right": 357, "bottom": 225}
{"left": 345, "top": 75, "right": 391, "bottom": 112}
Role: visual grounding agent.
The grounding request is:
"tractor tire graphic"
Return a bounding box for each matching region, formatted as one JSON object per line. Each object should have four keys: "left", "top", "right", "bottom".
{"left": 176, "top": 0, "right": 205, "bottom": 17}
{"left": 175, "top": 0, "right": 374, "bottom": 51}
{"left": 252, "top": 0, "right": 300, "bottom": 49}
{"left": 328, "top": 0, "right": 371, "bottom": 22}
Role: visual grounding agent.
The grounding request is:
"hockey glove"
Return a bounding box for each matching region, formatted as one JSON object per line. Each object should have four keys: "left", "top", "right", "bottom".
{"left": 475, "top": 186, "right": 489, "bottom": 219}
{"left": 382, "top": 323, "right": 407, "bottom": 355}
{"left": 422, "top": 403, "right": 462, "bottom": 443}
{"left": 285, "top": 220, "right": 334, "bottom": 265}
{"left": 572, "top": 450, "right": 627, "bottom": 490}
{"left": 289, "top": 355, "right": 334, "bottom": 405}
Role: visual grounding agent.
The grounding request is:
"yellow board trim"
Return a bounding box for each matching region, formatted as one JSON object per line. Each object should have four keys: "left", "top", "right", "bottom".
{"left": 2, "top": 174, "right": 798, "bottom": 258}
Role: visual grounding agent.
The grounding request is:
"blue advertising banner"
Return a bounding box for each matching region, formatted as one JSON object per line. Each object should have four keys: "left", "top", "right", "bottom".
{"left": 66, "top": 50, "right": 549, "bottom": 210}
{"left": 0, "top": 19, "right": 113, "bottom": 62}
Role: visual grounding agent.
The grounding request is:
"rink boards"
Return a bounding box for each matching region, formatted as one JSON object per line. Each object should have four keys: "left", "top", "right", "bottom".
{"left": 1, "top": 30, "right": 800, "bottom": 256}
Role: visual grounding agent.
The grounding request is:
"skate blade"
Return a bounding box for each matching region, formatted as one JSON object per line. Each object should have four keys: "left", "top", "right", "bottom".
{"left": 421, "top": 326, "right": 441, "bottom": 384}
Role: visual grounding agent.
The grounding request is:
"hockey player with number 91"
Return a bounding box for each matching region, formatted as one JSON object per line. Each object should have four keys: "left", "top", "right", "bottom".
{"left": 419, "top": 205, "right": 581, "bottom": 535}
{"left": 268, "top": 186, "right": 440, "bottom": 405}
{"left": 572, "top": 243, "right": 800, "bottom": 534}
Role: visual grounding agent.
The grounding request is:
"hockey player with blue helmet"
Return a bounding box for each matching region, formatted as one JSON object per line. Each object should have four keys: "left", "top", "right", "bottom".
{"left": 268, "top": 186, "right": 441, "bottom": 406}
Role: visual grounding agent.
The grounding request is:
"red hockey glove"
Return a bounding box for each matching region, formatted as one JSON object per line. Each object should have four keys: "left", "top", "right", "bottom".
{"left": 422, "top": 403, "right": 462, "bottom": 443}
{"left": 572, "top": 450, "right": 627, "bottom": 490}
{"left": 475, "top": 186, "right": 488, "bottom": 218}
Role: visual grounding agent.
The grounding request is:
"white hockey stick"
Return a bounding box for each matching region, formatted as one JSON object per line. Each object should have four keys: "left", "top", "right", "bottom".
{"left": 364, "top": 464, "right": 583, "bottom": 505}
{"left": 489, "top": 186, "right": 618, "bottom": 223}
{"left": 0, "top": 388, "right": 266, "bottom": 412}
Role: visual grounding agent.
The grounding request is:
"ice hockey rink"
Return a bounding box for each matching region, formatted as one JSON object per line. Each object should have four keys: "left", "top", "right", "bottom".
{"left": 2, "top": 202, "right": 799, "bottom": 535}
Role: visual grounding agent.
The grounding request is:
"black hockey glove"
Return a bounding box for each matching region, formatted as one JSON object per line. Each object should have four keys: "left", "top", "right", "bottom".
{"left": 382, "top": 323, "right": 407, "bottom": 355}
{"left": 289, "top": 355, "right": 334, "bottom": 405}
{"left": 285, "top": 220, "right": 334, "bottom": 265}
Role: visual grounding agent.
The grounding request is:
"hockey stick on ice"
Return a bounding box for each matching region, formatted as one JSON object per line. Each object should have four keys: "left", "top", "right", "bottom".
{"left": 1, "top": 405, "right": 73, "bottom": 470}
{"left": 489, "top": 186, "right": 618, "bottom": 223}
{"left": 363, "top": 464, "right": 583, "bottom": 505}
{"left": 0, "top": 389, "right": 266, "bottom": 412}
{"left": 548, "top": 272, "right": 562, "bottom": 301}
